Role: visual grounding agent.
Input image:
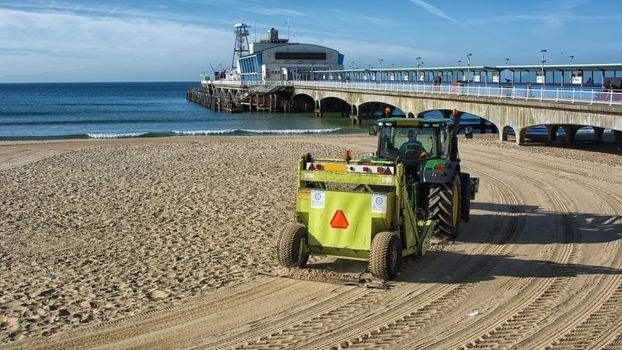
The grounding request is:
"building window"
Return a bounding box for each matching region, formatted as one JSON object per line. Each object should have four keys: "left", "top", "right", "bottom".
{"left": 275, "top": 52, "right": 327, "bottom": 60}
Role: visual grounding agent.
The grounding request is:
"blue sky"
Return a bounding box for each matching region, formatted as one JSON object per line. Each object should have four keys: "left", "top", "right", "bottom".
{"left": 1, "top": 0, "right": 621, "bottom": 82}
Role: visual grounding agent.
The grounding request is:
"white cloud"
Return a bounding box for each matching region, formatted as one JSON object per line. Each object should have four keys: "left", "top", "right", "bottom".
{"left": 409, "top": 0, "right": 457, "bottom": 23}
{"left": 0, "top": 7, "right": 232, "bottom": 82}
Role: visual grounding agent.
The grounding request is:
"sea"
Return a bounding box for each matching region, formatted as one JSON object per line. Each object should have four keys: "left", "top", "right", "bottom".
{"left": 0, "top": 81, "right": 603, "bottom": 141}
{"left": 0, "top": 82, "right": 367, "bottom": 141}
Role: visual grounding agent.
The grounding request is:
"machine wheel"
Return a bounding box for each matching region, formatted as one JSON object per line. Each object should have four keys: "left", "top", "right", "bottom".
{"left": 276, "top": 223, "right": 309, "bottom": 268}
{"left": 369, "top": 231, "right": 402, "bottom": 280}
{"left": 428, "top": 176, "right": 461, "bottom": 238}
{"left": 459, "top": 173, "right": 471, "bottom": 222}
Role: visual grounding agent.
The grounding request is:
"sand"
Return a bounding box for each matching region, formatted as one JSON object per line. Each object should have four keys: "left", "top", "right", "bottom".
{"left": 0, "top": 134, "right": 620, "bottom": 347}
{"left": 0, "top": 136, "right": 353, "bottom": 342}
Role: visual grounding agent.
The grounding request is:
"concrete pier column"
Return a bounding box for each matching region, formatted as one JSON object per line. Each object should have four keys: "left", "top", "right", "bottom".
{"left": 515, "top": 127, "right": 526, "bottom": 145}
{"left": 547, "top": 125, "right": 559, "bottom": 141}
{"left": 565, "top": 125, "right": 581, "bottom": 143}
{"left": 613, "top": 130, "right": 622, "bottom": 144}
{"left": 350, "top": 105, "right": 359, "bottom": 125}
{"left": 440, "top": 110, "right": 452, "bottom": 118}
{"left": 479, "top": 118, "right": 487, "bottom": 134}
{"left": 500, "top": 126, "right": 509, "bottom": 142}
{"left": 593, "top": 127, "right": 605, "bottom": 142}
{"left": 315, "top": 100, "right": 322, "bottom": 117}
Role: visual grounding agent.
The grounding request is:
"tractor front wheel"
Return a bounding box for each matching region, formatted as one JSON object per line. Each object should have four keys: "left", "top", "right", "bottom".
{"left": 428, "top": 176, "right": 461, "bottom": 239}
{"left": 276, "top": 223, "right": 309, "bottom": 268}
{"left": 369, "top": 231, "right": 402, "bottom": 280}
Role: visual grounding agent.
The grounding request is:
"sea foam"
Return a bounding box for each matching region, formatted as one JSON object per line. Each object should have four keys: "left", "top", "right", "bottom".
{"left": 86, "top": 132, "right": 149, "bottom": 139}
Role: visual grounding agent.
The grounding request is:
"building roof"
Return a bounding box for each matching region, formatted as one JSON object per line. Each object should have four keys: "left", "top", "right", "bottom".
{"left": 317, "top": 63, "right": 622, "bottom": 73}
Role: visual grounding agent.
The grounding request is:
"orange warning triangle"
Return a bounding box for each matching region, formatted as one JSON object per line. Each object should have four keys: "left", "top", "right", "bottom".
{"left": 330, "top": 210, "right": 349, "bottom": 229}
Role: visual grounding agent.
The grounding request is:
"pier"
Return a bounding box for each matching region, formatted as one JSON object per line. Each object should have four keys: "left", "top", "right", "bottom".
{"left": 187, "top": 62, "right": 622, "bottom": 146}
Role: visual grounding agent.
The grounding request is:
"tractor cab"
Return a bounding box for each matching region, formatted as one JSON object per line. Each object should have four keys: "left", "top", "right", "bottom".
{"left": 375, "top": 117, "right": 456, "bottom": 171}
{"left": 374, "top": 117, "right": 462, "bottom": 219}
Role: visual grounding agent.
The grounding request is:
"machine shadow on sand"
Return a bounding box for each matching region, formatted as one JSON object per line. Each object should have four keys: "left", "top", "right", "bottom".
{"left": 276, "top": 206, "right": 620, "bottom": 286}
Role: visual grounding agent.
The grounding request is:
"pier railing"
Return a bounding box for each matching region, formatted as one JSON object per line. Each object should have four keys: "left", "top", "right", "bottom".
{"left": 269, "top": 80, "right": 621, "bottom": 106}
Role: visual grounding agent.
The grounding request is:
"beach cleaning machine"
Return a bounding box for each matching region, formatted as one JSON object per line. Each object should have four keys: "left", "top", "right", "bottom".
{"left": 276, "top": 116, "right": 479, "bottom": 280}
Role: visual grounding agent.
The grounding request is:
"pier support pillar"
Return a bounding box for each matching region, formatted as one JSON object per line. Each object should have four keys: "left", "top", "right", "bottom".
{"left": 565, "top": 125, "right": 581, "bottom": 143}
{"left": 500, "top": 126, "right": 509, "bottom": 142}
{"left": 440, "top": 110, "right": 452, "bottom": 118}
{"left": 614, "top": 130, "right": 622, "bottom": 145}
{"left": 350, "top": 104, "right": 359, "bottom": 124}
{"left": 593, "top": 127, "right": 605, "bottom": 142}
{"left": 547, "top": 125, "right": 559, "bottom": 142}
{"left": 315, "top": 100, "right": 322, "bottom": 117}
{"left": 515, "top": 127, "right": 526, "bottom": 145}
{"left": 479, "top": 118, "right": 487, "bottom": 134}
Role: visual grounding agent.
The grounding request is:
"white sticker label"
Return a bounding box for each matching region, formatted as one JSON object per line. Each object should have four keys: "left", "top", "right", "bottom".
{"left": 372, "top": 193, "right": 387, "bottom": 213}
{"left": 303, "top": 172, "right": 314, "bottom": 180}
{"left": 311, "top": 190, "right": 325, "bottom": 208}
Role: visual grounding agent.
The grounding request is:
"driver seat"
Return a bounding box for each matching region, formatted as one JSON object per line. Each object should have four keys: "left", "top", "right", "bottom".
{"left": 403, "top": 144, "right": 422, "bottom": 159}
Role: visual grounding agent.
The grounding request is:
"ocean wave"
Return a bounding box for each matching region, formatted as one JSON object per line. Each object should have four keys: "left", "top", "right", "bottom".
{"left": 242, "top": 128, "right": 342, "bottom": 134}
{"left": 0, "top": 128, "right": 350, "bottom": 141}
{"left": 172, "top": 128, "right": 342, "bottom": 136}
{"left": 172, "top": 129, "right": 238, "bottom": 136}
{"left": 86, "top": 132, "right": 149, "bottom": 139}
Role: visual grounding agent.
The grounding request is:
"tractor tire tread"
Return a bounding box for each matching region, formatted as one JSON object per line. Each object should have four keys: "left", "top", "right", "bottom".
{"left": 276, "top": 223, "right": 309, "bottom": 268}
{"left": 369, "top": 231, "right": 402, "bottom": 280}
{"left": 428, "top": 177, "right": 461, "bottom": 239}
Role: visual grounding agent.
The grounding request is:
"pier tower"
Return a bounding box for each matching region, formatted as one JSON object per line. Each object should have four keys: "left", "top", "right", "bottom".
{"left": 232, "top": 23, "right": 251, "bottom": 69}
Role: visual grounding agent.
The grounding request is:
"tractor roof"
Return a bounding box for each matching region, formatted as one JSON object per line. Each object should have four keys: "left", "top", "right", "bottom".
{"left": 377, "top": 117, "right": 455, "bottom": 127}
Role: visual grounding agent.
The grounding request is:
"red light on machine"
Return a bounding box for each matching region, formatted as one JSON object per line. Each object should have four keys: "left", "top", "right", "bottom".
{"left": 330, "top": 210, "right": 349, "bottom": 229}
{"left": 434, "top": 164, "right": 447, "bottom": 172}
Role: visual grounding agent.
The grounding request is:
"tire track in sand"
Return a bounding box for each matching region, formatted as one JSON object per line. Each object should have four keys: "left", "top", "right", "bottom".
{"left": 471, "top": 150, "right": 622, "bottom": 350}
{"left": 287, "top": 168, "right": 527, "bottom": 349}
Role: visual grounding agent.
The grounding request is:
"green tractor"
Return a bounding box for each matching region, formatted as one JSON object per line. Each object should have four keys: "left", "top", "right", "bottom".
{"left": 276, "top": 116, "right": 479, "bottom": 280}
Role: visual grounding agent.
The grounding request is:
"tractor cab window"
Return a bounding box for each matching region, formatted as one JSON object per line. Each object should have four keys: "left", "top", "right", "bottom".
{"left": 439, "top": 128, "right": 449, "bottom": 158}
{"left": 378, "top": 126, "right": 439, "bottom": 159}
{"left": 396, "top": 128, "right": 437, "bottom": 158}
{"left": 378, "top": 126, "right": 399, "bottom": 159}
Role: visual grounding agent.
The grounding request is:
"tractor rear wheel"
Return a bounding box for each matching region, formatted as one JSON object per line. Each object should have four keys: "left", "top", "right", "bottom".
{"left": 369, "top": 231, "right": 402, "bottom": 280}
{"left": 428, "top": 176, "right": 461, "bottom": 238}
{"left": 276, "top": 223, "right": 309, "bottom": 268}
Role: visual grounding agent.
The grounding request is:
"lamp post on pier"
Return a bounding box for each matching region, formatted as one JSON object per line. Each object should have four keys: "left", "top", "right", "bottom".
{"left": 466, "top": 53, "right": 472, "bottom": 85}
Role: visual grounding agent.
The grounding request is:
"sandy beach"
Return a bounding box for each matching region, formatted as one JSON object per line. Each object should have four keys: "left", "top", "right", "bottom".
{"left": 1, "top": 134, "right": 621, "bottom": 348}
{"left": 0, "top": 136, "right": 353, "bottom": 341}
